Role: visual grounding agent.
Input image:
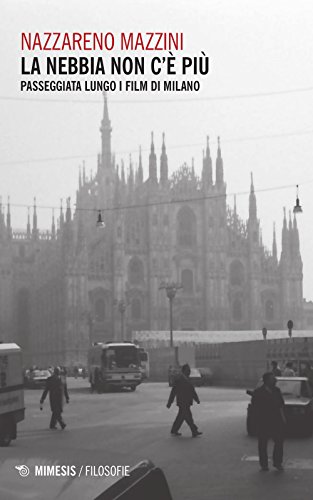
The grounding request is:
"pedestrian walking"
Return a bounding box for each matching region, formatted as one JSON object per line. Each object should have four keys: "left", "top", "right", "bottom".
{"left": 251, "top": 372, "right": 286, "bottom": 471}
{"left": 166, "top": 364, "right": 202, "bottom": 437}
{"left": 40, "top": 367, "right": 69, "bottom": 430}
{"left": 271, "top": 361, "right": 281, "bottom": 377}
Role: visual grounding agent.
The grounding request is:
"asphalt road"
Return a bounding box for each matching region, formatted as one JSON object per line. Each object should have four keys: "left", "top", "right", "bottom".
{"left": 1, "top": 379, "right": 313, "bottom": 500}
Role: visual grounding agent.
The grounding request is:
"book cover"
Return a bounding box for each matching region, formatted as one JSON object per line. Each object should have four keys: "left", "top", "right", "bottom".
{"left": 1, "top": 0, "right": 313, "bottom": 498}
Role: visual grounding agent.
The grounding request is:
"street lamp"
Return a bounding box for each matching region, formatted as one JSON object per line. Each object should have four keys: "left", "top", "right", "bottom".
{"left": 118, "top": 299, "right": 127, "bottom": 341}
{"left": 96, "top": 209, "right": 105, "bottom": 228}
{"left": 159, "top": 282, "right": 183, "bottom": 347}
{"left": 287, "top": 319, "right": 293, "bottom": 339}
{"left": 113, "top": 294, "right": 129, "bottom": 341}
{"left": 293, "top": 185, "right": 303, "bottom": 214}
{"left": 86, "top": 312, "right": 94, "bottom": 343}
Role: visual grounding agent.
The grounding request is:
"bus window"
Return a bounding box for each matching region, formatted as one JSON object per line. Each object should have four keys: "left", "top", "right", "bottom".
{"left": 104, "top": 346, "right": 139, "bottom": 369}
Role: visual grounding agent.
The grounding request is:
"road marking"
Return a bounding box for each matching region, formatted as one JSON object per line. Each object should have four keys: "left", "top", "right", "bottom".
{"left": 286, "top": 459, "right": 313, "bottom": 470}
{"left": 241, "top": 456, "right": 259, "bottom": 462}
{"left": 242, "top": 456, "right": 313, "bottom": 469}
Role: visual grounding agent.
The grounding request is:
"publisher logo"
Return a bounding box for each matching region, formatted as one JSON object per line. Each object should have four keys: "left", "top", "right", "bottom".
{"left": 15, "top": 465, "right": 30, "bottom": 477}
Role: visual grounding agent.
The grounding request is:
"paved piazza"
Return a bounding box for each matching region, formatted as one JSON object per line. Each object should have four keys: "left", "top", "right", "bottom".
{"left": 0, "top": 380, "right": 312, "bottom": 499}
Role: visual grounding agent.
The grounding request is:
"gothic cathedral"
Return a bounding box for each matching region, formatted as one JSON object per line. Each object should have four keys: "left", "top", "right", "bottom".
{"left": 0, "top": 94, "right": 303, "bottom": 366}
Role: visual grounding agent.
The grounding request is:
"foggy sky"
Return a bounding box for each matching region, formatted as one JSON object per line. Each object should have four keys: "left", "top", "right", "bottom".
{"left": 1, "top": 0, "right": 313, "bottom": 302}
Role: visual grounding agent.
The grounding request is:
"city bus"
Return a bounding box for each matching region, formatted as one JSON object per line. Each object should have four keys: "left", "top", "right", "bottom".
{"left": 88, "top": 342, "right": 143, "bottom": 392}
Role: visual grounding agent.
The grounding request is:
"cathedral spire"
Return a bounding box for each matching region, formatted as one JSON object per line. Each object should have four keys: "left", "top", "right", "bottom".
{"left": 206, "top": 134, "right": 210, "bottom": 158}
{"left": 79, "top": 166, "right": 82, "bottom": 189}
{"left": 160, "top": 132, "right": 168, "bottom": 185}
{"left": 137, "top": 146, "right": 143, "bottom": 184}
{"left": 103, "top": 90, "right": 109, "bottom": 122}
{"left": 206, "top": 135, "right": 213, "bottom": 184}
{"left": 32, "top": 197, "right": 38, "bottom": 239}
{"left": 249, "top": 172, "right": 257, "bottom": 220}
{"left": 293, "top": 213, "right": 300, "bottom": 255}
{"left": 128, "top": 154, "right": 134, "bottom": 188}
{"left": 121, "top": 160, "right": 126, "bottom": 187}
{"left": 202, "top": 136, "right": 213, "bottom": 187}
{"left": 66, "top": 197, "right": 71, "bottom": 223}
{"left": 149, "top": 132, "right": 157, "bottom": 181}
{"left": 272, "top": 223, "right": 277, "bottom": 261}
{"left": 114, "top": 164, "right": 120, "bottom": 205}
{"left": 99, "top": 91, "right": 112, "bottom": 171}
{"left": 27, "top": 207, "right": 31, "bottom": 239}
{"left": 7, "top": 197, "right": 12, "bottom": 238}
{"left": 281, "top": 207, "right": 289, "bottom": 258}
{"left": 51, "top": 209, "right": 56, "bottom": 239}
{"left": 0, "top": 197, "right": 4, "bottom": 231}
{"left": 215, "top": 136, "right": 224, "bottom": 186}
{"left": 82, "top": 161, "right": 86, "bottom": 185}
{"left": 283, "top": 206, "right": 287, "bottom": 228}
{"left": 288, "top": 210, "right": 293, "bottom": 255}
{"left": 60, "top": 199, "right": 64, "bottom": 227}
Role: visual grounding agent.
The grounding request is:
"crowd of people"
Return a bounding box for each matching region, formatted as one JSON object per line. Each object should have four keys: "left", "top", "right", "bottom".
{"left": 271, "top": 359, "right": 313, "bottom": 384}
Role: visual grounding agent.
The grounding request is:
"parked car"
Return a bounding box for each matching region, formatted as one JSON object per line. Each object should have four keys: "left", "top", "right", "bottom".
{"left": 25, "top": 369, "right": 51, "bottom": 389}
{"left": 189, "top": 368, "right": 204, "bottom": 386}
{"left": 246, "top": 376, "right": 313, "bottom": 437}
{"left": 198, "top": 367, "right": 213, "bottom": 386}
{"left": 71, "top": 366, "right": 88, "bottom": 378}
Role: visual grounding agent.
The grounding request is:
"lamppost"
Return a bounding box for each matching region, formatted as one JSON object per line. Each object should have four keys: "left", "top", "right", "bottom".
{"left": 159, "top": 282, "right": 183, "bottom": 347}
{"left": 86, "top": 312, "right": 94, "bottom": 343}
{"left": 118, "top": 299, "right": 127, "bottom": 341}
{"left": 287, "top": 319, "right": 293, "bottom": 339}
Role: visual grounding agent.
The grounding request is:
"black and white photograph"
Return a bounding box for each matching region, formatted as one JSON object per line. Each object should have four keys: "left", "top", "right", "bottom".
{"left": 1, "top": 1, "right": 313, "bottom": 498}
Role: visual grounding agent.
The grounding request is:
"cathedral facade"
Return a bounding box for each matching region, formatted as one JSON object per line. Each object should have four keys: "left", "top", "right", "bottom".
{"left": 0, "top": 95, "right": 304, "bottom": 366}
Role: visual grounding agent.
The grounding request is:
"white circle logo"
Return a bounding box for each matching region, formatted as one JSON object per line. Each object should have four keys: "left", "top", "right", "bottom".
{"left": 15, "top": 465, "right": 30, "bottom": 477}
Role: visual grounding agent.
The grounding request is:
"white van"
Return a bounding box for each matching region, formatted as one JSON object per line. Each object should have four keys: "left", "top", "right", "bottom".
{"left": 0, "top": 343, "right": 25, "bottom": 446}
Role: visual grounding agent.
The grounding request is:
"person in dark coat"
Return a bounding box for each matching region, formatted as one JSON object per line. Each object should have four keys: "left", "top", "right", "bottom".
{"left": 40, "top": 367, "right": 69, "bottom": 429}
{"left": 166, "top": 364, "right": 202, "bottom": 437}
{"left": 251, "top": 372, "right": 286, "bottom": 471}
